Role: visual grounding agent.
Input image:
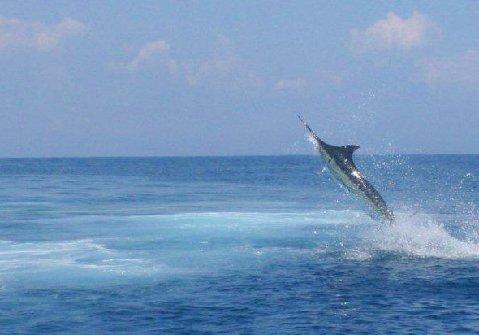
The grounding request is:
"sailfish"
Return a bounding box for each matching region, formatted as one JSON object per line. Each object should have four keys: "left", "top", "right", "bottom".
{"left": 298, "top": 115, "right": 394, "bottom": 222}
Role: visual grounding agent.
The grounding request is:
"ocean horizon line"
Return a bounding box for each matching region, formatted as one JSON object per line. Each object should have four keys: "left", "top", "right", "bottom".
{"left": 0, "top": 153, "right": 478, "bottom": 160}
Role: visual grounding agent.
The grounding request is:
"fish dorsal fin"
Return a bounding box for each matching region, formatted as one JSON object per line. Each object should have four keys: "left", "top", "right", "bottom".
{"left": 340, "top": 145, "right": 360, "bottom": 161}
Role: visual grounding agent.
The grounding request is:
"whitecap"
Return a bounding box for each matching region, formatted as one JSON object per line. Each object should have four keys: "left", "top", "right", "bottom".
{"left": 366, "top": 212, "right": 479, "bottom": 259}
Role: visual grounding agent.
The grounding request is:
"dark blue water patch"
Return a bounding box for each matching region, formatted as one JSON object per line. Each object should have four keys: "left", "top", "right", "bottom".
{"left": 1, "top": 257, "right": 478, "bottom": 334}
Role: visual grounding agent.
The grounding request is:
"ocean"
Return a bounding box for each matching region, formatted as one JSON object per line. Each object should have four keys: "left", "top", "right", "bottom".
{"left": 0, "top": 155, "right": 478, "bottom": 334}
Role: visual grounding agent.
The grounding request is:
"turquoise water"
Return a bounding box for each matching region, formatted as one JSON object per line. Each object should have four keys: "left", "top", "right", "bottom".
{"left": 0, "top": 155, "right": 478, "bottom": 333}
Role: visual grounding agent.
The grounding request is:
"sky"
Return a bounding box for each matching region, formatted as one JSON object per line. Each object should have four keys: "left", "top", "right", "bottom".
{"left": 1, "top": 0, "right": 479, "bottom": 157}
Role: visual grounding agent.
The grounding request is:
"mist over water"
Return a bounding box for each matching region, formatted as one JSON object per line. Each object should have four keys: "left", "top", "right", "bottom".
{"left": 0, "top": 155, "right": 478, "bottom": 333}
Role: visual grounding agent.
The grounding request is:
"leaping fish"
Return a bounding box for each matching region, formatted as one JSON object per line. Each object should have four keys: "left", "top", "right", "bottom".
{"left": 298, "top": 115, "right": 394, "bottom": 222}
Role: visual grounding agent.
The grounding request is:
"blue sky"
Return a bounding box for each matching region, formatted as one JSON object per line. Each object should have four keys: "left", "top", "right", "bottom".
{"left": 1, "top": 1, "right": 478, "bottom": 157}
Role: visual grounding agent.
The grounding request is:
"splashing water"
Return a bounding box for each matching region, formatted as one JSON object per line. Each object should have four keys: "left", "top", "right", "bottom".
{"left": 363, "top": 212, "right": 479, "bottom": 259}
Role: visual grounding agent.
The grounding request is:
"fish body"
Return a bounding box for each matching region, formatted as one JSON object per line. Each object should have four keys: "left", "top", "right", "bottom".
{"left": 299, "top": 115, "right": 394, "bottom": 222}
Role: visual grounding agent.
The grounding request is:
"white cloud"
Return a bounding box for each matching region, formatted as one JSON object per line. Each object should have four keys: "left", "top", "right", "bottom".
{"left": 124, "top": 39, "right": 177, "bottom": 73}
{"left": 351, "top": 11, "right": 436, "bottom": 52}
{"left": 184, "top": 56, "right": 235, "bottom": 86}
{"left": 120, "top": 35, "right": 262, "bottom": 89}
{"left": 183, "top": 34, "right": 252, "bottom": 87}
{"left": 0, "top": 16, "right": 86, "bottom": 51}
{"left": 274, "top": 78, "right": 307, "bottom": 91}
{"left": 417, "top": 50, "right": 479, "bottom": 87}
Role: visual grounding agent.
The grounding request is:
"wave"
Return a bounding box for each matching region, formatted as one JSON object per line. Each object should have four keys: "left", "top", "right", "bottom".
{"left": 360, "top": 212, "right": 479, "bottom": 259}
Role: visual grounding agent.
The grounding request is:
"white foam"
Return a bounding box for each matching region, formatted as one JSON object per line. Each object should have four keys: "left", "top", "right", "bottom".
{"left": 0, "top": 239, "right": 171, "bottom": 287}
{"left": 366, "top": 212, "right": 479, "bottom": 259}
{"left": 343, "top": 248, "right": 373, "bottom": 261}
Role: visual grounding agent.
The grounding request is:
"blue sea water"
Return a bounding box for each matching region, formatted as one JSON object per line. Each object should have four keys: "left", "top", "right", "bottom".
{"left": 0, "top": 155, "right": 478, "bottom": 334}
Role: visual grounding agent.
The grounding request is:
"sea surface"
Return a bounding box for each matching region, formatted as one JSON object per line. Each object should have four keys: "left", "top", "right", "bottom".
{"left": 0, "top": 155, "right": 478, "bottom": 334}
